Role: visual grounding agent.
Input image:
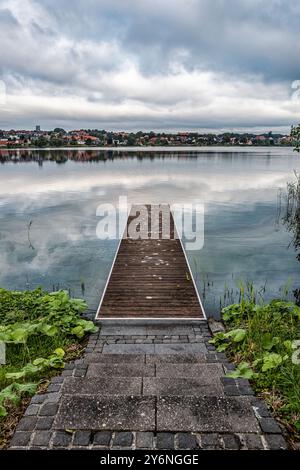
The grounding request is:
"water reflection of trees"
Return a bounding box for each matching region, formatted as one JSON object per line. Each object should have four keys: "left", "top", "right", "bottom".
{"left": 0, "top": 148, "right": 272, "bottom": 165}
{"left": 283, "top": 173, "right": 300, "bottom": 260}
{"left": 0, "top": 149, "right": 110, "bottom": 164}
{"left": 282, "top": 172, "right": 300, "bottom": 304}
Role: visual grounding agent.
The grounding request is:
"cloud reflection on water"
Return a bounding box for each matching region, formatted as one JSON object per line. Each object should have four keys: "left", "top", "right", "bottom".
{"left": 0, "top": 148, "right": 300, "bottom": 315}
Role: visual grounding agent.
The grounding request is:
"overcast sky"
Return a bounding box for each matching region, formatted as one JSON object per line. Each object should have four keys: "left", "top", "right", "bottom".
{"left": 0, "top": 0, "right": 300, "bottom": 132}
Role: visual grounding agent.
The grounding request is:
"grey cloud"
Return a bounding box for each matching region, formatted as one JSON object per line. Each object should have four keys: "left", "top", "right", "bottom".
{"left": 35, "top": 0, "right": 300, "bottom": 78}
{"left": 0, "top": 7, "right": 19, "bottom": 25}
{"left": 0, "top": 0, "right": 300, "bottom": 130}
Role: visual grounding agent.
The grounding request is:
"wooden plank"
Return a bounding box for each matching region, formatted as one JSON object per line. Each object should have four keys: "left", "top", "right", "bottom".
{"left": 96, "top": 204, "right": 204, "bottom": 319}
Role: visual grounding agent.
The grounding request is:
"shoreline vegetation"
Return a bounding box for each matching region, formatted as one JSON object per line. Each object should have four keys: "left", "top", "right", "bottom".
{"left": 210, "top": 297, "right": 300, "bottom": 448}
{"left": 0, "top": 128, "right": 295, "bottom": 150}
{"left": 0, "top": 288, "right": 98, "bottom": 449}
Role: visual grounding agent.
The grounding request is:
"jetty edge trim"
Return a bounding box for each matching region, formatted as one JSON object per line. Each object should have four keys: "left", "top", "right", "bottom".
{"left": 95, "top": 203, "right": 132, "bottom": 320}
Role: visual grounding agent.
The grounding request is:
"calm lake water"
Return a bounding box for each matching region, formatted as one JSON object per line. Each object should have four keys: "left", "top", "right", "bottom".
{"left": 0, "top": 147, "right": 299, "bottom": 318}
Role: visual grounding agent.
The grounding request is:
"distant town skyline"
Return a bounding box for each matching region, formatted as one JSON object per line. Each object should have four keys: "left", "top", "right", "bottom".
{"left": 0, "top": 127, "right": 293, "bottom": 148}
{"left": 0, "top": 125, "right": 295, "bottom": 134}
{"left": 0, "top": 1, "right": 300, "bottom": 131}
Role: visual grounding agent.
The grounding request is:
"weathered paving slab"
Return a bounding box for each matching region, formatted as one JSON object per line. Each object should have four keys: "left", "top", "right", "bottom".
{"left": 103, "top": 343, "right": 207, "bottom": 355}
{"left": 100, "top": 324, "right": 195, "bottom": 337}
{"left": 145, "top": 325, "right": 195, "bottom": 336}
{"left": 143, "top": 378, "right": 224, "bottom": 396}
{"left": 86, "top": 363, "right": 155, "bottom": 377}
{"left": 54, "top": 396, "right": 156, "bottom": 431}
{"left": 157, "top": 396, "right": 260, "bottom": 433}
{"left": 100, "top": 326, "right": 148, "bottom": 336}
{"left": 154, "top": 343, "right": 207, "bottom": 354}
{"left": 155, "top": 363, "right": 224, "bottom": 379}
{"left": 84, "top": 353, "right": 146, "bottom": 364}
{"left": 102, "top": 343, "right": 156, "bottom": 354}
{"left": 146, "top": 353, "right": 207, "bottom": 364}
{"left": 62, "top": 377, "right": 142, "bottom": 395}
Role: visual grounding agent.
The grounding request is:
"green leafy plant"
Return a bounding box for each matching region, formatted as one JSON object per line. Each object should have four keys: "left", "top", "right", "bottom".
{"left": 227, "top": 362, "right": 256, "bottom": 379}
{"left": 209, "top": 328, "right": 247, "bottom": 352}
{"left": 215, "top": 297, "right": 300, "bottom": 441}
{"left": 261, "top": 333, "right": 280, "bottom": 351}
{"left": 226, "top": 328, "right": 247, "bottom": 343}
{"left": 5, "top": 349, "right": 65, "bottom": 381}
{"left": 0, "top": 287, "right": 98, "bottom": 430}
{"left": 209, "top": 331, "right": 229, "bottom": 351}
{"left": 261, "top": 352, "right": 287, "bottom": 372}
{"left": 0, "top": 289, "right": 97, "bottom": 348}
{"left": 0, "top": 383, "right": 37, "bottom": 417}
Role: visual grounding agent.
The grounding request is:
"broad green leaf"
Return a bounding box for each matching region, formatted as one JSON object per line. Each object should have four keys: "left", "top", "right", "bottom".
{"left": 48, "top": 356, "right": 64, "bottom": 368}
{"left": 262, "top": 334, "right": 280, "bottom": 351}
{"left": 216, "top": 343, "right": 229, "bottom": 352}
{"left": 226, "top": 328, "right": 247, "bottom": 343}
{"left": 5, "top": 370, "right": 26, "bottom": 380}
{"left": 227, "top": 362, "right": 255, "bottom": 379}
{"left": 10, "top": 328, "right": 28, "bottom": 343}
{"left": 32, "top": 358, "right": 47, "bottom": 366}
{"left": 283, "top": 340, "right": 293, "bottom": 351}
{"left": 71, "top": 325, "right": 85, "bottom": 338}
{"left": 262, "top": 353, "right": 283, "bottom": 372}
{"left": 54, "top": 348, "right": 65, "bottom": 358}
{"left": 40, "top": 324, "right": 58, "bottom": 337}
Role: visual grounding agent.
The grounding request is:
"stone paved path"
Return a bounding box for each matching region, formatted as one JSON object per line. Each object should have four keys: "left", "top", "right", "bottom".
{"left": 10, "top": 321, "right": 287, "bottom": 450}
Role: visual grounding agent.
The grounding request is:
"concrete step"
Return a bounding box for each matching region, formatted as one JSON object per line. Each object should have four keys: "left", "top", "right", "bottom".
{"left": 155, "top": 363, "right": 224, "bottom": 379}
{"left": 86, "top": 363, "right": 155, "bottom": 377}
{"left": 61, "top": 376, "right": 223, "bottom": 397}
{"left": 84, "top": 353, "right": 146, "bottom": 364}
{"left": 145, "top": 353, "right": 208, "bottom": 364}
{"left": 62, "top": 377, "right": 142, "bottom": 395}
{"left": 53, "top": 395, "right": 259, "bottom": 433}
{"left": 85, "top": 361, "right": 223, "bottom": 379}
{"left": 84, "top": 352, "right": 211, "bottom": 364}
{"left": 157, "top": 396, "right": 260, "bottom": 433}
{"left": 99, "top": 324, "right": 196, "bottom": 336}
{"left": 102, "top": 342, "right": 207, "bottom": 355}
{"left": 143, "top": 378, "right": 224, "bottom": 396}
{"left": 54, "top": 396, "right": 156, "bottom": 431}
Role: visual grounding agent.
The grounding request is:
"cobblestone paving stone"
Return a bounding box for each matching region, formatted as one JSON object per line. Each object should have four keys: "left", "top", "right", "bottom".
{"left": 9, "top": 321, "right": 288, "bottom": 450}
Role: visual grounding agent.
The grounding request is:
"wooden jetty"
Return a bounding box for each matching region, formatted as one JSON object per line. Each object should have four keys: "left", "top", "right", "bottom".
{"left": 96, "top": 204, "right": 205, "bottom": 320}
